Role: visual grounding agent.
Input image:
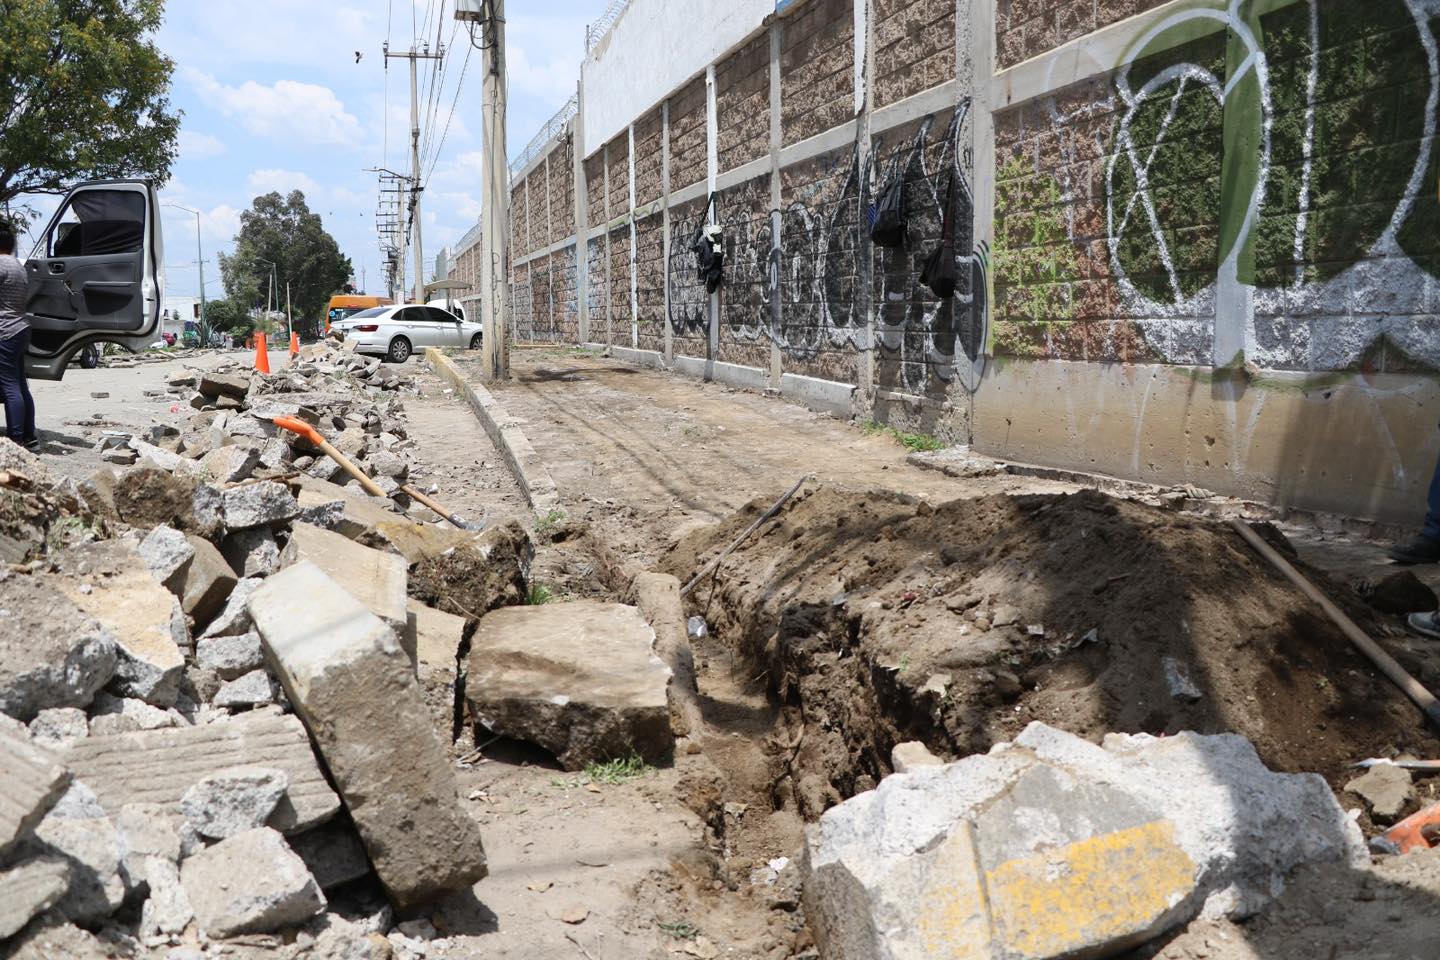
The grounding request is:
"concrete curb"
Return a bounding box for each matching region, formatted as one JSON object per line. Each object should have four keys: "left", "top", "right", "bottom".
{"left": 424, "top": 349, "right": 562, "bottom": 519}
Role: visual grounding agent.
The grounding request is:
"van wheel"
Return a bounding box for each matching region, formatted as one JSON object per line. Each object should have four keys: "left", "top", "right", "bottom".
{"left": 387, "top": 337, "right": 412, "bottom": 363}
{"left": 469, "top": 333, "right": 483, "bottom": 350}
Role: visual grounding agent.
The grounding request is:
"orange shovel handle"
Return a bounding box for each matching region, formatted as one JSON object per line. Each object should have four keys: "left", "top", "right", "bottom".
{"left": 273, "top": 416, "right": 323, "bottom": 447}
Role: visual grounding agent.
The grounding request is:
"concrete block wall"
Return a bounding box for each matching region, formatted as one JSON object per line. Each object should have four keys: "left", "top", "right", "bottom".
{"left": 489, "top": 0, "right": 1440, "bottom": 525}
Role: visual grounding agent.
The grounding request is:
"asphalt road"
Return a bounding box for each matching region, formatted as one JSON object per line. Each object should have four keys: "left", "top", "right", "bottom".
{"left": 25, "top": 348, "right": 288, "bottom": 481}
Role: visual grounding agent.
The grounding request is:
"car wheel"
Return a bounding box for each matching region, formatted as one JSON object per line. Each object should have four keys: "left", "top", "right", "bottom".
{"left": 78, "top": 344, "right": 101, "bottom": 369}
{"left": 387, "top": 336, "right": 412, "bottom": 364}
{"left": 469, "top": 333, "right": 483, "bottom": 350}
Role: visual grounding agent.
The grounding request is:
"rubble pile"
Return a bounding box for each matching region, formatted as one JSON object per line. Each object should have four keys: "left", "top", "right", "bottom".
{"left": 0, "top": 344, "right": 532, "bottom": 958}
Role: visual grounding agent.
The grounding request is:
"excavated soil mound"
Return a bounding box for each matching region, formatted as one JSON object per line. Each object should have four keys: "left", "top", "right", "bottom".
{"left": 663, "top": 485, "right": 1440, "bottom": 818}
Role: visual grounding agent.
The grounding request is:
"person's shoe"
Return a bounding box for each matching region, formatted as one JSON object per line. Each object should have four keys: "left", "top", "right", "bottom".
{"left": 1409, "top": 611, "right": 1440, "bottom": 639}
{"left": 1388, "top": 534, "right": 1440, "bottom": 564}
{"left": 21, "top": 437, "right": 40, "bottom": 451}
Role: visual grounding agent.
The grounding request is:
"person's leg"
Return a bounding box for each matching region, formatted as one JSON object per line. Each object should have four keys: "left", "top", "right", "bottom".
{"left": 1390, "top": 453, "right": 1440, "bottom": 563}
{"left": 0, "top": 334, "right": 24, "bottom": 443}
{"left": 14, "top": 330, "right": 35, "bottom": 444}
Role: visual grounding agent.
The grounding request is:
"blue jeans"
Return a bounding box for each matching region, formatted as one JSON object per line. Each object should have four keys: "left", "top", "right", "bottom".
{"left": 0, "top": 328, "right": 35, "bottom": 444}
{"left": 1426, "top": 453, "right": 1440, "bottom": 541}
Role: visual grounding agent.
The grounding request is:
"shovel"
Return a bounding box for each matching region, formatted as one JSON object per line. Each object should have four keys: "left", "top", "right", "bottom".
{"left": 273, "top": 416, "right": 484, "bottom": 531}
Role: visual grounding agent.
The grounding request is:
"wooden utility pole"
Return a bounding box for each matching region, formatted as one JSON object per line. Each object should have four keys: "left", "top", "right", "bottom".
{"left": 384, "top": 41, "right": 444, "bottom": 304}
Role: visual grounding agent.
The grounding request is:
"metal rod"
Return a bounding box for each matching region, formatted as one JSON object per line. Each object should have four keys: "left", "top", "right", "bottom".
{"left": 681, "top": 475, "right": 809, "bottom": 598}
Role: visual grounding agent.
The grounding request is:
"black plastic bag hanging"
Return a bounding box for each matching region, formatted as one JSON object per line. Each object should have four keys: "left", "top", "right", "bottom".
{"left": 691, "top": 193, "right": 725, "bottom": 294}
{"left": 867, "top": 153, "right": 907, "bottom": 249}
{"left": 920, "top": 172, "right": 959, "bottom": 299}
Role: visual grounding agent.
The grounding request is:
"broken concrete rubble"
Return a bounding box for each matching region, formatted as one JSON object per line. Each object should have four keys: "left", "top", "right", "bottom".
{"left": 196, "top": 631, "right": 265, "bottom": 680}
{"left": 181, "top": 766, "right": 289, "bottom": 839}
{"left": 20, "top": 782, "right": 126, "bottom": 924}
{"left": 467, "top": 601, "right": 673, "bottom": 769}
{"left": 282, "top": 521, "right": 408, "bottom": 638}
{"left": 223, "top": 480, "right": 301, "bottom": 529}
{"left": 1346, "top": 764, "right": 1414, "bottom": 824}
{"left": 46, "top": 542, "right": 187, "bottom": 708}
{"left": 27, "top": 708, "right": 88, "bottom": 749}
{"left": 179, "top": 533, "right": 238, "bottom": 626}
{"left": 0, "top": 575, "right": 117, "bottom": 722}
{"left": 137, "top": 524, "right": 194, "bottom": 593}
{"left": 0, "top": 728, "right": 71, "bottom": 856}
{"left": 61, "top": 713, "right": 340, "bottom": 834}
{"left": 200, "top": 576, "right": 262, "bottom": 638}
{"left": 222, "top": 525, "right": 282, "bottom": 577}
{"left": 632, "top": 572, "right": 703, "bottom": 739}
{"left": 0, "top": 857, "right": 71, "bottom": 940}
{"left": 288, "top": 816, "right": 374, "bottom": 891}
{"left": 249, "top": 561, "right": 487, "bottom": 907}
{"left": 213, "top": 668, "right": 279, "bottom": 708}
{"left": 802, "top": 723, "right": 1365, "bottom": 960}
{"left": 181, "top": 827, "right": 326, "bottom": 937}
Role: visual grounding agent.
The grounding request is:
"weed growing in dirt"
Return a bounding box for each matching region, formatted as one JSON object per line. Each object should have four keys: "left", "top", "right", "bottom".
{"left": 585, "top": 752, "right": 652, "bottom": 785}
{"left": 658, "top": 920, "right": 699, "bottom": 940}
{"left": 534, "top": 508, "right": 565, "bottom": 537}
{"left": 859, "top": 421, "right": 945, "bottom": 453}
{"left": 527, "top": 583, "right": 556, "bottom": 605}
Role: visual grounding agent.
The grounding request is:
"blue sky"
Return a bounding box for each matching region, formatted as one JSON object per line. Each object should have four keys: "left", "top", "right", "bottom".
{"left": 24, "top": 0, "right": 612, "bottom": 306}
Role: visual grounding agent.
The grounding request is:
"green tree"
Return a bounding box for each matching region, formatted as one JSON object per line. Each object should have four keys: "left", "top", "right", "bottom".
{"left": 219, "top": 191, "right": 352, "bottom": 339}
{"left": 0, "top": 0, "right": 180, "bottom": 222}
{"left": 201, "top": 298, "right": 251, "bottom": 339}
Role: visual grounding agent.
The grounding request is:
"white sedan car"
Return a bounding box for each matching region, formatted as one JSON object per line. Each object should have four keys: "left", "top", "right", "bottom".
{"left": 338, "top": 304, "right": 482, "bottom": 363}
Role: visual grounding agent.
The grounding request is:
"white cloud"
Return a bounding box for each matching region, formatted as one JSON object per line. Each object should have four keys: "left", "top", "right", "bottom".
{"left": 178, "top": 130, "right": 227, "bottom": 159}
{"left": 247, "top": 169, "right": 322, "bottom": 197}
{"left": 185, "top": 69, "right": 363, "bottom": 148}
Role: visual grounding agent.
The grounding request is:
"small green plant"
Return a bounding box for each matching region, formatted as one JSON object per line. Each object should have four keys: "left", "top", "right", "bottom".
{"left": 534, "top": 508, "right": 565, "bottom": 537}
{"left": 584, "top": 752, "right": 652, "bottom": 785}
{"left": 860, "top": 421, "right": 945, "bottom": 453}
{"left": 527, "top": 583, "right": 556, "bottom": 605}
{"left": 899, "top": 655, "right": 911, "bottom": 673}
{"left": 658, "top": 919, "right": 699, "bottom": 940}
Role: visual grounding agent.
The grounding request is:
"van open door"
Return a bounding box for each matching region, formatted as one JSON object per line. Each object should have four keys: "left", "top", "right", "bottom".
{"left": 23, "top": 180, "right": 164, "bottom": 380}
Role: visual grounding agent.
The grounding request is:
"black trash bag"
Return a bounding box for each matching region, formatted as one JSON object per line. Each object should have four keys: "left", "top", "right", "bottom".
{"left": 691, "top": 194, "right": 724, "bottom": 294}
{"left": 868, "top": 172, "right": 906, "bottom": 248}
{"left": 920, "top": 172, "right": 959, "bottom": 299}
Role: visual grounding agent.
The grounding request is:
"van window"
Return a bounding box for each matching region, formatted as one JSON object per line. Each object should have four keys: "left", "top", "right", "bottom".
{"left": 48, "top": 190, "right": 146, "bottom": 257}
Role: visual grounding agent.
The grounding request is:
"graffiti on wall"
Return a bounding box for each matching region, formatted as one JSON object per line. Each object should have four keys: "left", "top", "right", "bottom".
{"left": 997, "top": 0, "right": 1440, "bottom": 371}
{"left": 661, "top": 97, "right": 989, "bottom": 394}
{"left": 872, "top": 102, "right": 988, "bottom": 396}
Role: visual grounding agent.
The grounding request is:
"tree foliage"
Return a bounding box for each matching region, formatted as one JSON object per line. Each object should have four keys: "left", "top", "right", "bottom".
{"left": 0, "top": 0, "right": 180, "bottom": 221}
{"left": 220, "top": 191, "right": 352, "bottom": 338}
{"left": 202, "top": 297, "right": 250, "bottom": 337}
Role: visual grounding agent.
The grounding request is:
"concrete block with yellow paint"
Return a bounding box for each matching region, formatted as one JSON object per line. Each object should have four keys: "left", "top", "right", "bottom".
{"left": 802, "top": 723, "right": 1363, "bottom": 960}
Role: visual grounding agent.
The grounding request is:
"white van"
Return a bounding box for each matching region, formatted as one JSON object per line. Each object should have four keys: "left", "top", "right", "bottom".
{"left": 425, "top": 298, "right": 466, "bottom": 323}
{"left": 23, "top": 179, "right": 165, "bottom": 380}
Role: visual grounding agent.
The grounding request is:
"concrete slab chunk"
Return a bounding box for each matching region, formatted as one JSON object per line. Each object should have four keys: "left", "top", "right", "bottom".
{"left": 223, "top": 480, "right": 301, "bottom": 530}
{"left": 0, "top": 729, "right": 72, "bottom": 856}
{"left": 466, "top": 601, "right": 673, "bottom": 769}
{"left": 197, "top": 631, "right": 265, "bottom": 680}
{"left": 803, "top": 723, "right": 1365, "bottom": 960}
{"left": 181, "top": 827, "right": 325, "bottom": 937}
{"left": 283, "top": 522, "right": 408, "bottom": 638}
{"left": 180, "top": 534, "right": 238, "bottom": 627}
{"left": 0, "top": 856, "right": 71, "bottom": 939}
{"left": 249, "top": 561, "right": 486, "bottom": 907}
{"left": 61, "top": 713, "right": 339, "bottom": 834}
{"left": 182, "top": 766, "right": 289, "bottom": 839}
{"left": 47, "top": 543, "right": 187, "bottom": 707}
{"left": 288, "top": 817, "right": 373, "bottom": 890}
{"left": 138, "top": 525, "right": 195, "bottom": 594}
{"left": 22, "top": 783, "right": 125, "bottom": 923}
{"left": 0, "top": 576, "right": 117, "bottom": 722}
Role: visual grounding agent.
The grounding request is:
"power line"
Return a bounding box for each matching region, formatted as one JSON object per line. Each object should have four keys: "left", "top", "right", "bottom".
{"left": 425, "top": 35, "right": 473, "bottom": 184}
{"left": 421, "top": 19, "right": 463, "bottom": 171}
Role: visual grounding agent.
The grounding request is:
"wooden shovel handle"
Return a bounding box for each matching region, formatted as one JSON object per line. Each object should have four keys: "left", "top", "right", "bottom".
{"left": 273, "top": 417, "right": 388, "bottom": 499}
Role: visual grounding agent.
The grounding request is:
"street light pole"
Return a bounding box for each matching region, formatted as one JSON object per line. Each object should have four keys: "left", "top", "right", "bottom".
{"left": 456, "top": 0, "right": 509, "bottom": 380}
{"left": 164, "top": 203, "right": 206, "bottom": 340}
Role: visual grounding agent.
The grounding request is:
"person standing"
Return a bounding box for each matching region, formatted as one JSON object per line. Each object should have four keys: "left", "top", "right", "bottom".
{"left": 0, "top": 225, "right": 37, "bottom": 449}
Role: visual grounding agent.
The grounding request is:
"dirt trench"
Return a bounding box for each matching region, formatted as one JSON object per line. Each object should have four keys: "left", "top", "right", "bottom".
{"left": 658, "top": 484, "right": 1440, "bottom": 830}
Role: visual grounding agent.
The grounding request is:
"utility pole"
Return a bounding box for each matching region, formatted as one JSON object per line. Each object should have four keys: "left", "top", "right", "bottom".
{"left": 457, "top": 0, "right": 509, "bottom": 379}
{"left": 384, "top": 41, "right": 443, "bottom": 304}
{"left": 286, "top": 281, "right": 293, "bottom": 343}
{"left": 164, "top": 203, "right": 206, "bottom": 341}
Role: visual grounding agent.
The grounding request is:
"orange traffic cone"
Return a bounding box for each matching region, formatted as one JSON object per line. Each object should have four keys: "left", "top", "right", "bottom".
{"left": 289, "top": 331, "right": 300, "bottom": 358}
{"left": 254, "top": 332, "right": 270, "bottom": 374}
